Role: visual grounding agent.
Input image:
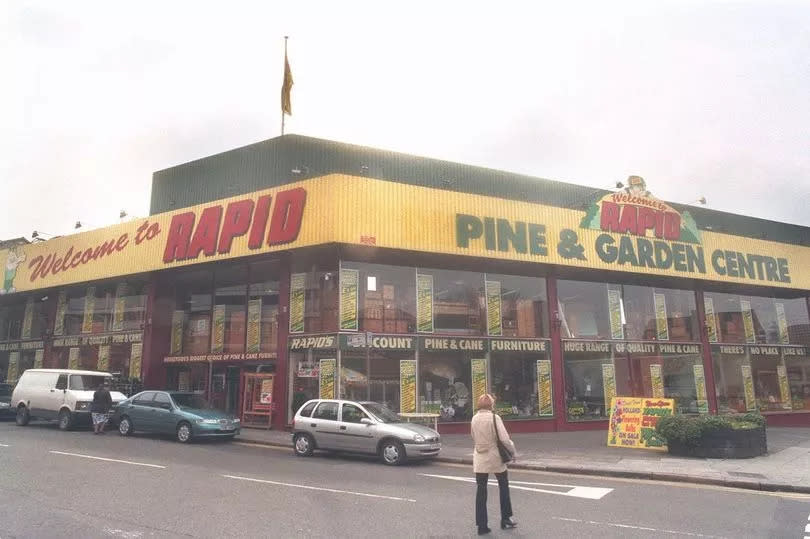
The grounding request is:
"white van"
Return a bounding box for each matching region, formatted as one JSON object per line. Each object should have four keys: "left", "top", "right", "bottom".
{"left": 11, "top": 369, "right": 127, "bottom": 430}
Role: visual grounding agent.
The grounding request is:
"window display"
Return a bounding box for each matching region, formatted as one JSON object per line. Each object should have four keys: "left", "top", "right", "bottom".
{"left": 291, "top": 258, "right": 338, "bottom": 333}
{"left": 213, "top": 265, "right": 248, "bottom": 354}
{"left": 419, "top": 351, "right": 475, "bottom": 422}
{"left": 490, "top": 346, "right": 551, "bottom": 419}
{"left": 289, "top": 350, "right": 332, "bottom": 420}
{"left": 785, "top": 348, "right": 810, "bottom": 410}
{"left": 712, "top": 347, "right": 753, "bottom": 413}
{"left": 341, "top": 262, "right": 416, "bottom": 334}
{"left": 419, "top": 268, "right": 483, "bottom": 335}
{"left": 248, "top": 261, "right": 280, "bottom": 353}
{"left": 172, "top": 270, "right": 213, "bottom": 355}
{"left": 706, "top": 292, "right": 809, "bottom": 345}
{"left": 563, "top": 342, "right": 631, "bottom": 421}
{"left": 485, "top": 274, "right": 548, "bottom": 338}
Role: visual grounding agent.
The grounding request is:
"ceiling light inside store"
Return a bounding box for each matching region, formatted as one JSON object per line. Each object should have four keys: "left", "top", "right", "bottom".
{"left": 367, "top": 276, "right": 377, "bottom": 291}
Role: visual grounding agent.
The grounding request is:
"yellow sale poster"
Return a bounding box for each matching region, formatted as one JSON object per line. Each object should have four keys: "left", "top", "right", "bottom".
{"left": 693, "top": 364, "right": 709, "bottom": 414}
{"left": 607, "top": 288, "right": 624, "bottom": 340}
{"left": 53, "top": 290, "right": 67, "bottom": 337}
{"left": 602, "top": 363, "right": 617, "bottom": 407}
{"left": 703, "top": 297, "right": 718, "bottom": 343}
{"left": 416, "top": 274, "right": 434, "bottom": 333}
{"left": 339, "top": 268, "right": 359, "bottom": 331}
{"left": 654, "top": 293, "right": 669, "bottom": 341}
{"left": 741, "top": 364, "right": 756, "bottom": 411}
{"left": 289, "top": 273, "right": 306, "bottom": 334}
{"left": 608, "top": 396, "right": 674, "bottom": 450}
{"left": 471, "top": 359, "right": 488, "bottom": 410}
{"left": 211, "top": 305, "right": 225, "bottom": 353}
{"left": 68, "top": 347, "right": 80, "bottom": 369}
{"left": 777, "top": 364, "right": 792, "bottom": 410}
{"left": 537, "top": 360, "right": 553, "bottom": 416}
{"left": 97, "top": 345, "right": 110, "bottom": 372}
{"left": 319, "top": 359, "right": 336, "bottom": 399}
{"left": 113, "top": 282, "right": 127, "bottom": 331}
{"left": 34, "top": 349, "right": 44, "bottom": 369}
{"left": 130, "top": 343, "right": 143, "bottom": 380}
{"left": 650, "top": 364, "right": 664, "bottom": 398}
{"left": 170, "top": 310, "right": 184, "bottom": 354}
{"left": 247, "top": 299, "right": 262, "bottom": 353}
{"left": 400, "top": 360, "right": 417, "bottom": 414}
{"left": 7, "top": 352, "right": 19, "bottom": 383}
{"left": 485, "top": 280, "right": 502, "bottom": 337}
{"left": 740, "top": 300, "right": 756, "bottom": 344}
{"left": 22, "top": 298, "right": 34, "bottom": 340}
{"left": 775, "top": 303, "right": 789, "bottom": 344}
{"left": 82, "top": 287, "right": 96, "bottom": 334}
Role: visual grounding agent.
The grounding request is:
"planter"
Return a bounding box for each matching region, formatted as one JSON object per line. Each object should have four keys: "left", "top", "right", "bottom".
{"left": 667, "top": 426, "right": 767, "bottom": 459}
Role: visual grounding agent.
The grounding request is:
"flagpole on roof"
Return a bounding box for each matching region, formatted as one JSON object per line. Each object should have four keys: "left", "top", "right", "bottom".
{"left": 281, "top": 35, "right": 291, "bottom": 136}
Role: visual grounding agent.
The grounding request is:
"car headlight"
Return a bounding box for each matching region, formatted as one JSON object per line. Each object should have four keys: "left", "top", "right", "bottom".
{"left": 232, "top": 418, "right": 240, "bottom": 423}
{"left": 75, "top": 401, "right": 91, "bottom": 411}
{"left": 196, "top": 419, "right": 220, "bottom": 424}
{"left": 412, "top": 434, "right": 425, "bottom": 443}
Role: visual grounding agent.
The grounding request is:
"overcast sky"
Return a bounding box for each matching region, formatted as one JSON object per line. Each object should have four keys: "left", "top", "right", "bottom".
{"left": 3, "top": 1, "right": 809, "bottom": 241}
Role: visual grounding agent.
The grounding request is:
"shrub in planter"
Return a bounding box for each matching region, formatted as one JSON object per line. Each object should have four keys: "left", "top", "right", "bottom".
{"left": 655, "top": 413, "right": 767, "bottom": 458}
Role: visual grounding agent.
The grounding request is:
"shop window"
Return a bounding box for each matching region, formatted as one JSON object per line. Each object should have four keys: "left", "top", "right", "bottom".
{"left": 168, "top": 365, "right": 208, "bottom": 393}
{"left": 786, "top": 352, "right": 810, "bottom": 411}
{"left": 214, "top": 265, "right": 248, "bottom": 354}
{"left": 0, "top": 351, "right": 34, "bottom": 384}
{"left": 490, "top": 350, "right": 551, "bottom": 419}
{"left": 289, "top": 351, "right": 334, "bottom": 420}
{"left": 0, "top": 300, "right": 25, "bottom": 341}
{"left": 291, "top": 259, "right": 338, "bottom": 334}
{"left": 563, "top": 344, "right": 631, "bottom": 421}
{"left": 90, "top": 283, "right": 117, "bottom": 333}
{"left": 115, "top": 281, "right": 147, "bottom": 332}
{"left": 0, "top": 352, "right": 7, "bottom": 382}
{"left": 558, "top": 281, "right": 615, "bottom": 339}
{"left": 706, "top": 292, "right": 808, "bottom": 345}
{"left": 419, "top": 268, "right": 483, "bottom": 335}
{"left": 341, "top": 262, "right": 416, "bottom": 334}
{"left": 63, "top": 288, "right": 88, "bottom": 336}
{"left": 369, "top": 351, "right": 407, "bottom": 413}
{"left": 249, "top": 260, "right": 280, "bottom": 353}
{"left": 712, "top": 350, "right": 751, "bottom": 413}
{"left": 172, "top": 270, "right": 213, "bottom": 355}
{"left": 485, "top": 274, "right": 548, "bottom": 338}
{"left": 340, "top": 354, "right": 369, "bottom": 402}
{"left": 626, "top": 350, "right": 702, "bottom": 414}
{"left": 419, "top": 351, "right": 475, "bottom": 422}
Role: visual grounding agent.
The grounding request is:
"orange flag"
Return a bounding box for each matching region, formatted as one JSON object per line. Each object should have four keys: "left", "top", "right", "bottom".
{"left": 281, "top": 51, "right": 294, "bottom": 116}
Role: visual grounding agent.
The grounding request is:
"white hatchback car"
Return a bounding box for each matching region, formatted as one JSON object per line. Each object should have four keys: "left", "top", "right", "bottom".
{"left": 11, "top": 369, "right": 127, "bottom": 430}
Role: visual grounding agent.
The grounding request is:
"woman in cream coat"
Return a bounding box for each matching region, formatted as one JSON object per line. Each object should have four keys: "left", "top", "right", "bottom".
{"left": 471, "top": 393, "right": 517, "bottom": 535}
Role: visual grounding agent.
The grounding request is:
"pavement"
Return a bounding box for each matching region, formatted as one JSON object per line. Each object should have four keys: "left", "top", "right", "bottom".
{"left": 238, "top": 424, "right": 810, "bottom": 494}
{"left": 3, "top": 420, "right": 810, "bottom": 538}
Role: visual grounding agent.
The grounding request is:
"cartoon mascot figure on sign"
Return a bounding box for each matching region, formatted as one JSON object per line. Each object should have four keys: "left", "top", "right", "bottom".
{"left": 1, "top": 246, "right": 26, "bottom": 294}
{"left": 624, "top": 175, "right": 651, "bottom": 198}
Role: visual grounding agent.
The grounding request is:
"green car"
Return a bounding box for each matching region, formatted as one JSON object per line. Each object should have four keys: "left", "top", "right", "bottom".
{"left": 112, "top": 391, "right": 240, "bottom": 443}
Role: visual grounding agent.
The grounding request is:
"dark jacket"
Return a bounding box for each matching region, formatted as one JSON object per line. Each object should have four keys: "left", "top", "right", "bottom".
{"left": 91, "top": 388, "right": 113, "bottom": 413}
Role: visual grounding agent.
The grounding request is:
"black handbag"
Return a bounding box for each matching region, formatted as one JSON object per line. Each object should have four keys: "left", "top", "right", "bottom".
{"left": 493, "top": 413, "right": 514, "bottom": 463}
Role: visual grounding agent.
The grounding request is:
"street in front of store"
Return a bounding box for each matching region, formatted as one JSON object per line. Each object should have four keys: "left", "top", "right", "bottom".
{"left": 2, "top": 420, "right": 810, "bottom": 538}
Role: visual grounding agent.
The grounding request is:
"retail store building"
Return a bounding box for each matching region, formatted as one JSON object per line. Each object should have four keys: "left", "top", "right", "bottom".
{"left": 2, "top": 135, "right": 809, "bottom": 432}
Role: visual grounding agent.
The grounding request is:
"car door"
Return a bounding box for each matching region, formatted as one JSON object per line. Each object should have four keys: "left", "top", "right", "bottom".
{"left": 338, "top": 403, "right": 376, "bottom": 453}
{"left": 128, "top": 391, "right": 157, "bottom": 431}
{"left": 40, "top": 374, "right": 67, "bottom": 419}
{"left": 309, "top": 401, "right": 341, "bottom": 450}
{"left": 151, "top": 392, "right": 176, "bottom": 434}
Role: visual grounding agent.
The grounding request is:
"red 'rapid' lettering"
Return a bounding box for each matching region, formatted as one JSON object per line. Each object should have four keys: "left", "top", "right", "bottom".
{"left": 268, "top": 188, "right": 307, "bottom": 246}
{"left": 248, "top": 195, "right": 272, "bottom": 249}
{"left": 162, "top": 212, "right": 195, "bottom": 263}
{"left": 218, "top": 199, "right": 254, "bottom": 254}
{"left": 187, "top": 206, "right": 223, "bottom": 259}
{"left": 600, "top": 201, "right": 620, "bottom": 232}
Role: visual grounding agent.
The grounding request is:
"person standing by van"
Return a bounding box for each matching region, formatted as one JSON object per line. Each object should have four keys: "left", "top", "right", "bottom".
{"left": 470, "top": 393, "right": 517, "bottom": 535}
{"left": 91, "top": 381, "right": 113, "bottom": 434}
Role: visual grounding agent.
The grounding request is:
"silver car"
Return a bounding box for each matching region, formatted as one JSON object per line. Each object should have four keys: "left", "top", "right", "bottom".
{"left": 292, "top": 399, "right": 441, "bottom": 466}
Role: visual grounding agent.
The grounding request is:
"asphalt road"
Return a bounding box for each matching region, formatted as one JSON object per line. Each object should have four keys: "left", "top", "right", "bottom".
{"left": 1, "top": 420, "right": 809, "bottom": 539}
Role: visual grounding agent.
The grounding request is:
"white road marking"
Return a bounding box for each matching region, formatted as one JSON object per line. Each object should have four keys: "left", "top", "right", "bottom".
{"left": 420, "top": 473, "right": 613, "bottom": 500}
{"left": 554, "top": 517, "right": 727, "bottom": 538}
{"left": 49, "top": 451, "right": 165, "bottom": 469}
{"left": 103, "top": 528, "right": 143, "bottom": 538}
{"left": 222, "top": 474, "right": 416, "bottom": 502}
{"left": 0, "top": 443, "right": 9, "bottom": 447}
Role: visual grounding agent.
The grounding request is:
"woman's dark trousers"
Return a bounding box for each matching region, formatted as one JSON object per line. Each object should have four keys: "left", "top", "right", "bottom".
{"left": 475, "top": 471, "right": 512, "bottom": 528}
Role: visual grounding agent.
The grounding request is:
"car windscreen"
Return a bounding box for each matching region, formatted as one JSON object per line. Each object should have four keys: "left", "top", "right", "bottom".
{"left": 361, "top": 402, "right": 401, "bottom": 423}
{"left": 69, "top": 375, "right": 109, "bottom": 390}
{"left": 171, "top": 394, "right": 210, "bottom": 410}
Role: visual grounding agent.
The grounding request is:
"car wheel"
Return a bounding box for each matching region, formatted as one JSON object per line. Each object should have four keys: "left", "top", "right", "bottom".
{"left": 118, "top": 416, "right": 133, "bottom": 436}
{"left": 15, "top": 405, "right": 29, "bottom": 426}
{"left": 380, "top": 439, "right": 406, "bottom": 466}
{"left": 58, "top": 409, "right": 73, "bottom": 431}
{"left": 176, "top": 421, "right": 192, "bottom": 443}
{"left": 293, "top": 433, "right": 315, "bottom": 457}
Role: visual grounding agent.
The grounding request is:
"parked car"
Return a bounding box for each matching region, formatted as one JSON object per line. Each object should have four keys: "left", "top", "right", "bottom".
{"left": 292, "top": 399, "right": 441, "bottom": 465}
{"left": 112, "top": 391, "right": 240, "bottom": 443}
{"left": 0, "top": 383, "right": 14, "bottom": 419}
{"left": 11, "top": 369, "right": 127, "bottom": 430}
